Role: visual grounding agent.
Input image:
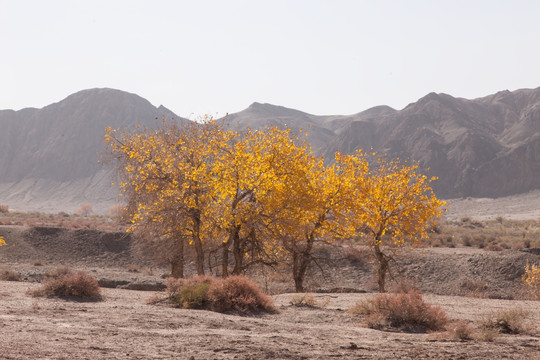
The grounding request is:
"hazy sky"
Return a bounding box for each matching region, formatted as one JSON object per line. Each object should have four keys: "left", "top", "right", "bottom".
{"left": 2, "top": 0, "right": 540, "bottom": 118}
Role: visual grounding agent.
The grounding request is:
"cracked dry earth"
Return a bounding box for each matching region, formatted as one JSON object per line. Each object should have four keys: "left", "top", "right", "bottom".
{"left": 1, "top": 280, "right": 539, "bottom": 360}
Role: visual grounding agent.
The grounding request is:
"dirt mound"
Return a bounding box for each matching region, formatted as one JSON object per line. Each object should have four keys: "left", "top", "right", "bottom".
{"left": 0, "top": 225, "right": 139, "bottom": 266}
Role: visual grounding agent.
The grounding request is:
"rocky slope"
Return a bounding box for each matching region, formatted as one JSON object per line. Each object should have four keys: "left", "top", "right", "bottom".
{"left": 1, "top": 86, "right": 539, "bottom": 213}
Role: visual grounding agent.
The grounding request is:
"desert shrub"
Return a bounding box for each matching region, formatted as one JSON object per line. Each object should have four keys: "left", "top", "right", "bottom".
{"left": 208, "top": 276, "right": 277, "bottom": 314}
{"left": 446, "top": 320, "right": 474, "bottom": 340}
{"left": 523, "top": 263, "right": 540, "bottom": 299}
{"left": 349, "top": 289, "right": 448, "bottom": 332}
{"left": 109, "top": 204, "right": 124, "bottom": 219}
{"left": 0, "top": 204, "right": 9, "bottom": 213}
{"left": 289, "top": 293, "right": 321, "bottom": 307}
{"left": 30, "top": 270, "right": 102, "bottom": 300}
{"left": 472, "top": 235, "right": 486, "bottom": 248}
{"left": 484, "top": 243, "right": 503, "bottom": 252}
{"left": 76, "top": 203, "right": 93, "bottom": 217}
{"left": 165, "top": 275, "right": 276, "bottom": 314}
{"left": 478, "top": 309, "right": 533, "bottom": 335}
{"left": 459, "top": 279, "right": 488, "bottom": 297}
{"left": 461, "top": 235, "right": 472, "bottom": 247}
{"left": 166, "top": 275, "right": 214, "bottom": 309}
{"left": 0, "top": 269, "right": 21, "bottom": 281}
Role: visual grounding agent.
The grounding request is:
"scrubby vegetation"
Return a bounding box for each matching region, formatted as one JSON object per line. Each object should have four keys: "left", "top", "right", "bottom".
{"left": 478, "top": 309, "right": 534, "bottom": 336}
{"left": 0, "top": 269, "right": 21, "bottom": 281}
{"left": 29, "top": 266, "right": 102, "bottom": 300}
{"left": 349, "top": 289, "right": 449, "bottom": 332}
{"left": 165, "top": 275, "right": 277, "bottom": 315}
{"left": 523, "top": 263, "right": 540, "bottom": 299}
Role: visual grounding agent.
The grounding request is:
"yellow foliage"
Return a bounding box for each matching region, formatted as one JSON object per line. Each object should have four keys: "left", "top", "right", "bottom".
{"left": 0, "top": 235, "right": 5, "bottom": 247}
{"left": 523, "top": 263, "right": 540, "bottom": 298}
{"left": 106, "top": 118, "right": 444, "bottom": 285}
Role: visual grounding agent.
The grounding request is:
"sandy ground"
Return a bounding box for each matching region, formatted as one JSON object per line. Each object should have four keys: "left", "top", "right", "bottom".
{"left": 0, "top": 280, "right": 539, "bottom": 360}
{"left": 444, "top": 190, "right": 540, "bottom": 221}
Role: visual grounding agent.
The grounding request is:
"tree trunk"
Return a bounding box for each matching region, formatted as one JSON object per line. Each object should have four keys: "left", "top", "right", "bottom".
{"left": 170, "top": 236, "right": 185, "bottom": 278}
{"left": 171, "top": 258, "right": 184, "bottom": 278}
{"left": 192, "top": 214, "right": 205, "bottom": 275}
{"left": 373, "top": 242, "right": 389, "bottom": 293}
{"left": 292, "top": 252, "right": 305, "bottom": 292}
{"left": 231, "top": 226, "right": 245, "bottom": 275}
{"left": 221, "top": 240, "right": 230, "bottom": 278}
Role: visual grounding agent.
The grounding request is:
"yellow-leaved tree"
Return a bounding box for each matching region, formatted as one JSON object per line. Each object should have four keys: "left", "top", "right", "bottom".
{"left": 347, "top": 152, "right": 445, "bottom": 292}
{"left": 106, "top": 119, "right": 229, "bottom": 276}
{"left": 0, "top": 235, "right": 6, "bottom": 247}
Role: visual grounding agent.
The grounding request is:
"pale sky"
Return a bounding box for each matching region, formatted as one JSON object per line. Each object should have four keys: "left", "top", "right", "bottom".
{"left": 1, "top": 0, "right": 540, "bottom": 118}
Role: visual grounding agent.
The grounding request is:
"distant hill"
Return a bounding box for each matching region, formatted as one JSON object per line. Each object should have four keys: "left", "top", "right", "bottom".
{"left": 0, "top": 88, "right": 186, "bottom": 213}
{"left": 0, "top": 86, "right": 539, "bottom": 213}
{"left": 320, "top": 88, "right": 540, "bottom": 197}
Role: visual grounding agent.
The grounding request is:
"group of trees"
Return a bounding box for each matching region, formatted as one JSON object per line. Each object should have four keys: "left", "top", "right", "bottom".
{"left": 106, "top": 119, "right": 444, "bottom": 292}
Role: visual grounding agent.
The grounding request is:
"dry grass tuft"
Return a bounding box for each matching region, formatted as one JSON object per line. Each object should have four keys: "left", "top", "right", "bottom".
{"left": 349, "top": 289, "right": 448, "bottom": 332}
{"left": 445, "top": 320, "right": 475, "bottom": 340}
{"left": 0, "top": 269, "right": 22, "bottom": 281}
{"left": 478, "top": 309, "right": 534, "bottom": 335}
{"left": 288, "top": 293, "right": 329, "bottom": 308}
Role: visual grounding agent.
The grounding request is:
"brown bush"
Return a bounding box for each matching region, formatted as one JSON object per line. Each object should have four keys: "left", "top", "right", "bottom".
{"left": 349, "top": 289, "right": 448, "bottom": 332}
{"left": 0, "top": 269, "right": 21, "bottom": 281}
{"left": 0, "top": 204, "right": 9, "bottom": 214}
{"left": 30, "top": 270, "right": 102, "bottom": 300}
{"left": 484, "top": 243, "right": 504, "bottom": 252}
{"left": 208, "top": 276, "right": 277, "bottom": 314}
{"left": 76, "top": 203, "right": 93, "bottom": 217}
{"left": 478, "top": 309, "right": 534, "bottom": 335}
{"left": 446, "top": 320, "right": 474, "bottom": 340}
{"left": 165, "top": 275, "right": 277, "bottom": 315}
{"left": 166, "top": 276, "right": 214, "bottom": 309}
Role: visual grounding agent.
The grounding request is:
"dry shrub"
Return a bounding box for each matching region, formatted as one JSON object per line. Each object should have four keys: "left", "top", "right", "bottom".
{"left": 0, "top": 269, "right": 21, "bottom": 281}
{"left": 478, "top": 309, "right": 533, "bottom": 335}
{"left": 475, "top": 327, "right": 499, "bottom": 342}
{"left": 165, "top": 275, "right": 277, "bottom": 314}
{"left": 0, "top": 204, "right": 9, "bottom": 214}
{"left": 170, "top": 276, "right": 213, "bottom": 309}
{"left": 145, "top": 293, "right": 163, "bottom": 305}
{"left": 349, "top": 289, "right": 448, "bottom": 332}
{"left": 30, "top": 269, "right": 102, "bottom": 300}
{"left": 484, "top": 243, "right": 503, "bottom": 252}
{"left": 459, "top": 279, "right": 488, "bottom": 297}
{"left": 446, "top": 320, "right": 474, "bottom": 340}
{"left": 208, "top": 276, "right": 277, "bottom": 314}
{"left": 289, "top": 293, "right": 327, "bottom": 308}
{"left": 109, "top": 204, "right": 124, "bottom": 219}
{"left": 76, "top": 203, "right": 93, "bottom": 217}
